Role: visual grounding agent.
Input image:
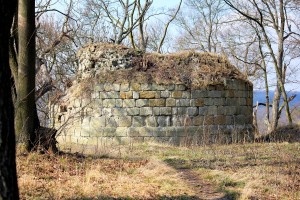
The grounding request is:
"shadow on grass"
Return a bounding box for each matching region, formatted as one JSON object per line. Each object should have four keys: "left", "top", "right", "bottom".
{"left": 163, "top": 158, "right": 240, "bottom": 200}
{"left": 68, "top": 195, "right": 214, "bottom": 199}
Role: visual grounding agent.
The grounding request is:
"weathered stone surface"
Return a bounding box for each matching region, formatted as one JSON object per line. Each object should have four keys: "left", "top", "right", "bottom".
{"left": 191, "top": 90, "right": 207, "bottom": 98}
{"left": 140, "top": 107, "right": 153, "bottom": 116}
{"left": 192, "top": 116, "right": 204, "bottom": 126}
{"left": 187, "top": 107, "right": 198, "bottom": 116}
{"left": 91, "top": 92, "right": 100, "bottom": 99}
{"left": 115, "top": 99, "right": 123, "bottom": 107}
{"left": 90, "top": 116, "right": 106, "bottom": 128}
{"left": 204, "top": 116, "right": 214, "bottom": 125}
{"left": 100, "top": 91, "right": 119, "bottom": 99}
{"left": 132, "top": 116, "right": 145, "bottom": 127}
{"left": 166, "top": 98, "right": 176, "bottom": 107}
{"left": 204, "top": 98, "right": 214, "bottom": 106}
{"left": 153, "top": 107, "right": 160, "bottom": 115}
{"left": 157, "top": 116, "right": 171, "bottom": 127}
{"left": 140, "top": 91, "right": 156, "bottom": 99}
{"left": 104, "top": 83, "right": 114, "bottom": 91}
{"left": 149, "top": 99, "right": 165, "bottom": 107}
{"left": 191, "top": 99, "right": 205, "bottom": 107}
{"left": 94, "top": 84, "right": 104, "bottom": 92}
{"left": 126, "top": 108, "right": 140, "bottom": 116}
{"left": 103, "top": 99, "right": 116, "bottom": 107}
{"left": 112, "top": 108, "right": 124, "bottom": 116}
{"left": 161, "top": 91, "right": 170, "bottom": 98}
{"left": 214, "top": 115, "right": 226, "bottom": 125}
{"left": 120, "top": 91, "right": 133, "bottom": 99}
{"left": 123, "top": 99, "right": 135, "bottom": 107}
{"left": 120, "top": 83, "right": 130, "bottom": 91}
{"left": 131, "top": 83, "right": 141, "bottom": 90}
{"left": 225, "top": 106, "right": 236, "bottom": 115}
{"left": 136, "top": 99, "right": 149, "bottom": 107}
{"left": 177, "top": 107, "right": 188, "bottom": 115}
{"left": 53, "top": 44, "right": 254, "bottom": 148}
{"left": 145, "top": 116, "right": 158, "bottom": 127}
{"left": 160, "top": 107, "right": 172, "bottom": 115}
{"left": 114, "top": 116, "right": 132, "bottom": 127}
{"left": 102, "top": 108, "right": 112, "bottom": 117}
{"left": 207, "top": 106, "right": 217, "bottom": 115}
{"left": 106, "top": 117, "right": 117, "bottom": 127}
{"left": 175, "top": 84, "right": 186, "bottom": 91}
{"left": 182, "top": 91, "right": 191, "bottom": 98}
{"left": 133, "top": 91, "right": 139, "bottom": 99}
{"left": 141, "top": 83, "right": 152, "bottom": 91}
{"left": 102, "top": 127, "right": 117, "bottom": 136}
{"left": 171, "top": 91, "right": 183, "bottom": 98}
{"left": 152, "top": 83, "right": 166, "bottom": 90}
{"left": 176, "top": 99, "right": 190, "bottom": 107}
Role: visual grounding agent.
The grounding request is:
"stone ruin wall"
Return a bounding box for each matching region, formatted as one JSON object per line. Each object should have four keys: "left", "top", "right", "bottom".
{"left": 50, "top": 44, "right": 254, "bottom": 152}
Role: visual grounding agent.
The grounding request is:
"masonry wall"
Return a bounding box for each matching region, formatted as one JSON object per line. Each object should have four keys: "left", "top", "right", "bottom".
{"left": 51, "top": 78, "right": 253, "bottom": 151}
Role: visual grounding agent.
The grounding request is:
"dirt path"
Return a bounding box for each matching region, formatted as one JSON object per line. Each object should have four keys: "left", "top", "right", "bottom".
{"left": 178, "top": 169, "right": 229, "bottom": 200}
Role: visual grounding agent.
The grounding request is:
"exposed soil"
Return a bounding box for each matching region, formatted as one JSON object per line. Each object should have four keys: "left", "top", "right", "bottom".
{"left": 178, "top": 169, "right": 229, "bottom": 200}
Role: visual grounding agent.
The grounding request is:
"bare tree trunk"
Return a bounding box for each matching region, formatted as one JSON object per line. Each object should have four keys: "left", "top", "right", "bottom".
{"left": 0, "top": 0, "right": 19, "bottom": 198}
{"left": 15, "top": 0, "right": 38, "bottom": 151}
{"left": 270, "top": 85, "right": 281, "bottom": 132}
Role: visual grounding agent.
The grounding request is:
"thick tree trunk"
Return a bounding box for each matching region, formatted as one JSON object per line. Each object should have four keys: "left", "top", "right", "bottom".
{"left": 0, "top": 0, "right": 19, "bottom": 199}
{"left": 15, "top": 0, "right": 38, "bottom": 151}
{"left": 270, "top": 85, "right": 281, "bottom": 132}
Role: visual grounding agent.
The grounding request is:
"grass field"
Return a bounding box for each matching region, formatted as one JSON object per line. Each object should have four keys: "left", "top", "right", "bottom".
{"left": 17, "top": 142, "right": 300, "bottom": 199}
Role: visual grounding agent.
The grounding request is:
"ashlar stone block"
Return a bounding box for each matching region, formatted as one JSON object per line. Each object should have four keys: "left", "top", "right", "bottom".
{"left": 126, "top": 108, "right": 140, "bottom": 116}
{"left": 90, "top": 116, "right": 106, "bottom": 128}
{"left": 149, "top": 99, "right": 165, "bottom": 107}
{"left": 136, "top": 99, "right": 149, "bottom": 107}
{"left": 120, "top": 83, "right": 130, "bottom": 91}
{"left": 140, "top": 91, "right": 156, "bottom": 99}
{"left": 145, "top": 116, "right": 158, "bottom": 127}
{"left": 115, "top": 99, "right": 123, "bottom": 107}
{"left": 192, "top": 116, "right": 204, "bottom": 126}
{"left": 161, "top": 91, "right": 170, "bottom": 98}
{"left": 120, "top": 91, "right": 133, "bottom": 99}
{"left": 133, "top": 91, "right": 139, "bottom": 99}
{"left": 141, "top": 83, "right": 152, "bottom": 91}
{"left": 191, "top": 90, "right": 207, "bottom": 98}
{"left": 104, "top": 83, "right": 114, "bottom": 91}
{"left": 176, "top": 99, "right": 190, "bottom": 107}
{"left": 152, "top": 83, "right": 166, "bottom": 90}
{"left": 157, "top": 116, "right": 171, "bottom": 127}
{"left": 132, "top": 116, "right": 146, "bottom": 127}
{"left": 214, "top": 115, "right": 226, "bottom": 125}
{"left": 94, "top": 84, "right": 104, "bottom": 92}
{"left": 100, "top": 91, "right": 119, "bottom": 99}
{"left": 171, "top": 91, "right": 183, "bottom": 98}
{"left": 140, "top": 107, "right": 153, "bottom": 116}
{"left": 123, "top": 99, "right": 135, "bottom": 107}
{"left": 160, "top": 107, "right": 172, "bottom": 115}
{"left": 187, "top": 107, "right": 198, "bottom": 116}
{"left": 103, "top": 99, "right": 116, "bottom": 107}
{"left": 114, "top": 116, "right": 132, "bottom": 127}
{"left": 175, "top": 84, "right": 186, "bottom": 91}
{"left": 191, "top": 99, "right": 205, "bottom": 107}
{"left": 130, "top": 83, "right": 141, "bottom": 90}
{"left": 153, "top": 107, "right": 160, "bottom": 115}
{"left": 182, "top": 91, "right": 191, "bottom": 98}
{"left": 166, "top": 98, "right": 176, "bottom": 107}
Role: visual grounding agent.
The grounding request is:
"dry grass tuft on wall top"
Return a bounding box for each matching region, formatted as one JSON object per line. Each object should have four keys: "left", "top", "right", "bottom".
{"left": 78, "top": 43, "right": 249, "bottom": 89}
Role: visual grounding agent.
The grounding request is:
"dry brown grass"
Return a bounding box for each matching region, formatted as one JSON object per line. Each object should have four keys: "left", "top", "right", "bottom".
{"left": 94, "top": 50, "right": 248, "bottom": 89}
{"left": 17, "top": 142, "right": 299, "bottom": 199}
{"left": 17, "top": 151, "right": 194, "bottom": 199}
